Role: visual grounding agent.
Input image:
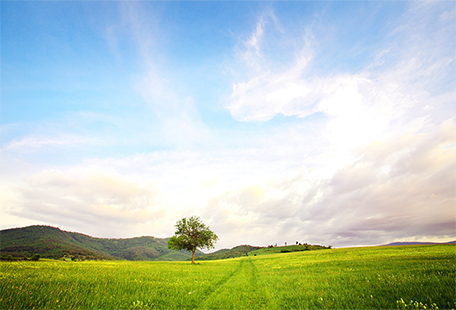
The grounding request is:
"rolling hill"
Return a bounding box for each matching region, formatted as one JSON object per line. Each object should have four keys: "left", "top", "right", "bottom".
{"left": 0, "top": 225, "right": 203, "bottom": 261}
{"left": 195, "top": 243, "right": 332, "bottom": 261}
{"left": 5, "top": 225, "right": 447, "bottom": 262}
{"left": 195, "top": 245, "right": 262, "bottom": 260}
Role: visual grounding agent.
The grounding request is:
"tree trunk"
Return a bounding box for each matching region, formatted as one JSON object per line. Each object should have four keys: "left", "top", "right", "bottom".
{"left": 191, "top": 250, "right": 196, "bottom": 264}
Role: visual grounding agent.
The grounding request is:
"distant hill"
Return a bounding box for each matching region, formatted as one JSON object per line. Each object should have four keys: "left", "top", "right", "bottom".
{"left": 196, "top": 245, "right": 262, "bottom": 260}
{"left": 196, "top": 243, "right": 332, "bottom": 261}
{"left": 381, "top": 241, "right": 456, "bottom": 246}
{"left": 0, "top": 225, "right": 203, "bottom": 261}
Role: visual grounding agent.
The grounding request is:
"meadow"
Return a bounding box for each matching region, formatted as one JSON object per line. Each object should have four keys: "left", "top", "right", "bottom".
{"left": 1, "top": 244, "right": 454, "bottom": 309}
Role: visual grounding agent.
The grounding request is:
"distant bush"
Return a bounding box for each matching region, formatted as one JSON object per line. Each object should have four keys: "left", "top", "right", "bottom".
{"left": 31, "top": 254, "right": 41, "bottom": 261}
{"left": 0, "top": 255, "right": 29, "bottom": 261}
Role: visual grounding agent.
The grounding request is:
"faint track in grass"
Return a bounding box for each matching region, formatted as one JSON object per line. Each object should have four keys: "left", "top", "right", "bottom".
{"left": 196, "top": 258, "right": 272, "bottom": 309}
{"left": 192, "top": 259, "right": 244, "bottom": 309}
{"left": 204, "top": 259, "right": 244, "bottom": 295}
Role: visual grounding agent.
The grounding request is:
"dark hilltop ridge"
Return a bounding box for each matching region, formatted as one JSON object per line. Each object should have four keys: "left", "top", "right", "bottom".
{"left": 0, "top": 225, "right": 203, "bottom": 261}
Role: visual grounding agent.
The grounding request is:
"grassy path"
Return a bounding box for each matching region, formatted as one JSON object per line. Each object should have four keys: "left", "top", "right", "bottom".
{"left": 197, "top": 258, "right": 274, "bottom": 309}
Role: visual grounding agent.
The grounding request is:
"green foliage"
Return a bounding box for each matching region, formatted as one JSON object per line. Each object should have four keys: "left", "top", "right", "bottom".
{"left": 1, "top": 244, "right": 454, "bottom": 309}
{"left": 168, "top": 216, "right": 218, "bottom": 264}
{"left": 1, "top": 225, "right": 201, "bottom": 261}
{"left": 31, "top": 253, "right": 40, "bottom": 261}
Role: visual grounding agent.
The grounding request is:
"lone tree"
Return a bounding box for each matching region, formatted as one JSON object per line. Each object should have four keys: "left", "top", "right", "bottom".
{"left": 168, "top": 216, "right": 218, "bottom": 264}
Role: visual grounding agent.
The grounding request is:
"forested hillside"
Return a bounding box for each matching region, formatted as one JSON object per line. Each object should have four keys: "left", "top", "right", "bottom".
{"left": 0, "top": 225, "right": 202, "bottom": 261}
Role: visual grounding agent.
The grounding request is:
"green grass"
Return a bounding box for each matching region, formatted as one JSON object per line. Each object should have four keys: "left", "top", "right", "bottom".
{"left": 1, "top": 244, "right": 454, "bottom": 309}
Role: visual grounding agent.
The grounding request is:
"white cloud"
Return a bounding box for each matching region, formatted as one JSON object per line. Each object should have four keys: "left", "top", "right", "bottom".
{"left": 206, "top": 119, "right": 456, "bottom": 248}
{"left": 6, "top": 168, "right": 167, "bottom": 238}
{"left": 2, "top": 117, "right": 454, "bottom": 248}
{"left": 3, "top": 135, "right": 100, "bottom": 153}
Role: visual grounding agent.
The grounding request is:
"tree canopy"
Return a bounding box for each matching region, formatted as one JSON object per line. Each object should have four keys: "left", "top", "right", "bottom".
{"left": 167, "top": 216, "right": 218, "bottom": 264}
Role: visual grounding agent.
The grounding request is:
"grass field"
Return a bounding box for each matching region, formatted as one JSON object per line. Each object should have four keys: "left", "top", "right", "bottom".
{"left": 1, "top": 244, "right": 454, "bottom": 309}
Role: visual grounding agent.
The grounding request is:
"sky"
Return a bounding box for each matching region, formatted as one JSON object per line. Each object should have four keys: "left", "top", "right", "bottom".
{"left": 1, "top": 1, "right": 455, "bottom": 252}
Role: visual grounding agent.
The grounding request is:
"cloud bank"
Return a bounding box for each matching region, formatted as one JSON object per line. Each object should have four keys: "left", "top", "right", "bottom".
{"left": 1, "top": 1, "right": 454, "bottom": 250}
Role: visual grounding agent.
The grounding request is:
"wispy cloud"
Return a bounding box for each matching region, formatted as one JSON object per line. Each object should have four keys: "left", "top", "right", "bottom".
{"left": 236, "top": 9, "right": 285, "bottom": 72}
{"left": 3, "top": 135, "right": 100, "bottom": 153}
{"left": 116, "top": 2, "right": 213, "bottom": 149}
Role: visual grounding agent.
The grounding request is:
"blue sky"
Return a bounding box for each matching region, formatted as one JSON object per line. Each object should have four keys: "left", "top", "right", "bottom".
{"left": 1, "top": 1, "right": 455, "bottom": 250}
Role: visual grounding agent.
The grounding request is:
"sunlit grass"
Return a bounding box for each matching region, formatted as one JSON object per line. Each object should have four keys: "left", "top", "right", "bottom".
{"left": 1, "top": 244, "right": 454, "bottom": 309}
{"left": 253, "top": 245, "right": 455, "bottom": 309}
